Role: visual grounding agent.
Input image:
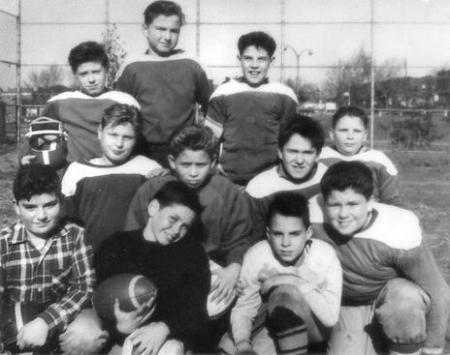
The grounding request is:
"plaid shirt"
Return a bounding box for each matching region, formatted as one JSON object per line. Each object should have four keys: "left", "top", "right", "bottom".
{"left": 0, "top": 221, "right": 95, "bottom": 334}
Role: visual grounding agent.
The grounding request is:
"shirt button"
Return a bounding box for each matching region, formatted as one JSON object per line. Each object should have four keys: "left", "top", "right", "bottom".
{"left": 38, "top": 287, "right": 42, "bottom": 292}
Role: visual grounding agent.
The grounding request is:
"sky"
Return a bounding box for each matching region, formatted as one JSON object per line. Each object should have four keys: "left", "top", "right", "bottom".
{"left": 1, "top": 0, "right": 450, "bottom": 89}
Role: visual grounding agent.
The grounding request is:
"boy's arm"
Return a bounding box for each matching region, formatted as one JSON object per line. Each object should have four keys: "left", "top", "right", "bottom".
{"left": 204, "top": 92, "right": 226, "bottom": 139}
{"left": 114, "top": 63, "right": 135, "bottom": 96}
{"left": 395, "top": 240, "right": 450, "bottom": 353}
{"left": 124, "top": 182, "right": 153, "bottom": 231}
{"left": 246, "top": 193, "right": 270, "bottom": 243}
{"left": 280, "top": 90, "right": 299, "bottom": 125}
{"left": 38, "top": 228, "right": 95, "bottom": 335}
{"left": 221, "top": 187, "right": 254, "bottom": 266}
{"left": 377, "top": 166, "right": 402, "bottom": 206}
{"left": 230, "top": 249, "right": 262, "bottom": 347}
{"left": 194, "top": 62, "right": 212, "bottom": 115}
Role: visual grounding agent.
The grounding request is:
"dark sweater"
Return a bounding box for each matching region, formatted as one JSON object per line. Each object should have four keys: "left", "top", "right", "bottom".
{"left": 94, "top": 229, "right": 210, "bottom": 348}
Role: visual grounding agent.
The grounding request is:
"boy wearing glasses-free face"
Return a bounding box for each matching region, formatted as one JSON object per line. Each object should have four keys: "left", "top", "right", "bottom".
{"left": 205, "top": 31, "right": 298, "bottom": 186}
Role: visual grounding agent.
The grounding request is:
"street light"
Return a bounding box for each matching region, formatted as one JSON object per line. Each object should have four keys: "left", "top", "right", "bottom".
{"left": 283, "top": 46, "right": 313, "bottom": 86}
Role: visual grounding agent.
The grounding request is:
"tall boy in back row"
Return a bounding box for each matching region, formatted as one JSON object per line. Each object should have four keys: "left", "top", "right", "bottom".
{"left": 205, "top": 31, "right": 298, "bottom": 185}
{"left": 116, "top": 0, "right": 211, "bottom": 166}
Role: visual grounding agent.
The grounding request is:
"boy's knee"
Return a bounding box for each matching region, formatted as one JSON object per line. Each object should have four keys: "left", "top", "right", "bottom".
{"left": 60, "top": 309, "right": 109, "bottom": 355}
{"left": 267, "top": 284, "right": 309, "bottom": 319}
{"left": 375, "top": 278, "right": 429, "bottom": 346}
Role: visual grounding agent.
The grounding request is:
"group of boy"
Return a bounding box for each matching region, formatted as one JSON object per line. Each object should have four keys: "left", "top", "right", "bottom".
{"left": 4, "top": 1, "right": 449, "bottom": 355}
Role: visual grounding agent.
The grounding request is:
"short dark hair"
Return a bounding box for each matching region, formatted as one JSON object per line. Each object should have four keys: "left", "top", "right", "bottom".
{"left": 278, "top": 115, "right": 325, "bottom": 153}
{"left": 321, "top": 161, "right": 374, "bottom": 201}
{"left": 169, "top": 125, "right": 218, "bottom": 159}
{"left": 101, "top": 104, "right": 141, "bottom": 133}
{"left": 268, "top": 191, "right": 310, "bottom": 228}
{"left": 153, "top": 180, "right": 203, "bottom": 216}
{"left": 68, "top": 41, "right": 109, "bottom": 73}
{"left": 13, "top": 165, "right": 61, "bottom": 202}
{"left": 332, "top": 106, "right": 368, "bottom": 129}
{"left": 144, "top": 0, "right": 185, "bottom": 25}
{"left": 238, "top": 31, "right": 276, "bottom": 57}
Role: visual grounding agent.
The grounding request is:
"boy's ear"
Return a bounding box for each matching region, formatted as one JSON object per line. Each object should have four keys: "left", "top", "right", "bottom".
{"left": 97, "top": 125, "right": 103, "bottom": 140}
{"left": 168, "top": 154, "right": 176, "bottom": 170}
{"left": 328, "top": 128, "right": 335, "bottom": 142}
{"left": 270, "top": 56, "right": 275, "bottom": 64}
{"left": 147, "top": 199, "right": 160, "bottom": 218}
{"left": 305, "top": 225, "right": 313, "bottom": 241}
{"left": 13, "top": 200, "right": 20, "bottom": 216}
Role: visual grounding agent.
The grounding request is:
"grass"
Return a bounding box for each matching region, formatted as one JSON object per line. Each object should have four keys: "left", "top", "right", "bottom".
{"left": 1, "top": 143, "right": 450, "bottom": 351}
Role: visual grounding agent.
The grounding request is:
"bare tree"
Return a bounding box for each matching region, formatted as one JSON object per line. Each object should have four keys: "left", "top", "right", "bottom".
{"left": 324, "top": 46, "right": 402, "bottom": 103}
{"left": 103, "top": 24, "right": 127, "bottom": 88}
{"left": 25, "top": 64, "right": 66, "bottom": 90}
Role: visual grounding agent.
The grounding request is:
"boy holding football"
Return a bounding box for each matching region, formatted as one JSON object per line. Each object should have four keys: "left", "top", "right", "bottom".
{"left": 222, "top": 192, "right": 342, "bottom": 355}
{"left": 0, "top": 165, "right": 105, "bottom": 353}
{"left": 95, "top": 180, "right": 210, "bottom": 354}
{"left": 205, "top": 31, "right": 298, "bottom": 185}
{"left": 61, "top": 103, "right": 161, "bottom": 251}
{"left": 312, "top": 161, "right": 449, "bottom": 355}
{"left": 319, "top": 106, "right": 401, "bottom": 206}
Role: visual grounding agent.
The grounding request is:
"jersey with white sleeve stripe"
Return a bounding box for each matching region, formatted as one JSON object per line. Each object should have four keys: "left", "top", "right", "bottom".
{"left": 206, "top": 78, "right": 298, "bottom": 183}
{"left": 319, "top": 146, "right": 401, "bottom": 206}
{"left": 312, "top": 201, "right": 449, "bottom": 350}
{"left": 42, "top": 90, "right": 140, "bottom": 163}
{"left": 246, "top": 163, "right": 327, "bottom": 241}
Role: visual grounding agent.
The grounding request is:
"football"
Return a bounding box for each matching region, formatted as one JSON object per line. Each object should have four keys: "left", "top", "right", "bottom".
{"left": 93, "top": 273, "right": 158, "bottom": 321}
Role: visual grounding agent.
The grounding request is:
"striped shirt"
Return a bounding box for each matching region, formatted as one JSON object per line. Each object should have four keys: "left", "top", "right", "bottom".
{"left": 0, "top": 221, "right": 95, "bottom": 334}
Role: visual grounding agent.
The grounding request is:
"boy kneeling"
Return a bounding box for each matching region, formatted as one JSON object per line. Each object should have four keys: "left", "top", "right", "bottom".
{"left": 0, "top": 165, "right": 103, "bottom": 353}
{"left": 223, "top": 192, "right": 342, "bottom": 355}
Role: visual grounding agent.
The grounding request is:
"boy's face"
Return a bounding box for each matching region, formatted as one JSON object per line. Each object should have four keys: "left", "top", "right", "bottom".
{"left": 331, "top": 115, "right": 367, "bottom": 156}
{"left": 168, "top": 149, "right": 215, "bottom": 190}
{"left": 74, "top": 61, "right": 107, "bottom": 96}
{"left": 279, "top": 133, "right": 319, "bottom": 180}
{"left": 324, "top": 187, "right": 373, "bottom": 236}
{"left": 147, "top": 201, "right": 196, "bottom": 245}
{"left": 98, "top": 122, "right": 136, "bottom": 165}
{"left": 267, "top": 213, "right": 312, "bottom": 265}
{"left": 238, "top": 45, "right": 273, "bottom": 86}
{"left": 15, "top": 193, "right": 61, "bottom": 239}
{"left": 143, "top": 15, "right": 181, "bottom": 56}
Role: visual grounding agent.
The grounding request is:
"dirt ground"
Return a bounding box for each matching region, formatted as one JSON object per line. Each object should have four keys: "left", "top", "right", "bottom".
{"left": 1, "top": 145, "right": 450, "bottom": 352}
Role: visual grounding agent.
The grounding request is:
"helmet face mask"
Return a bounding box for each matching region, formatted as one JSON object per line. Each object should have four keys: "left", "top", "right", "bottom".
{"left": 26, "top": 117, "right": 68, "bottom": 169}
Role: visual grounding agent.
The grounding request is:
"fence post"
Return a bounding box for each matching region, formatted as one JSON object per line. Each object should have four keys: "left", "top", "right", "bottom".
{"left": 0, "top": 101, "right": 5, "bottom": 145}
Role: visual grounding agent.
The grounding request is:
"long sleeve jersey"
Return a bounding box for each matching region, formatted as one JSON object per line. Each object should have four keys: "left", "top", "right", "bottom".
{"left": 230, "top": 239, "right": 342, "bottom": 344}
{"left": 206, "top": 78, "right": 298, "bottom": 183}
{"left": 115, "top": 50, "right": 211, "bottom": 145}
{"left": 125, "top": 174, "right": 253, "bottom": 266}
{"left": 312, "top": 201, "right": 450, "bottom": 350}
{"left": 61, "top": 155, "right": 161, "bottom": 251}
{"left": 245, "top": 163, "right": 327, "bottom": 241}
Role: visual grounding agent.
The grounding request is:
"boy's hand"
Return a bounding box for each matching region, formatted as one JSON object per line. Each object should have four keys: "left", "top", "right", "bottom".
{"left": 17, "top": 317, "right": 49, "bottom": 349}
{"left": 128, "top": 321, "right": 169, "bottom": 355}
{"left": 114, "top": 296, "right": 156, "bottom": 334}
{"left": 146, "top": 167, "right": 170, "bottom": 179}
{"left": 210, "top": 263, "right": 240, "bottom": 305}
{"left": 20, "top": 154, "right": 36, "bottom": 166}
